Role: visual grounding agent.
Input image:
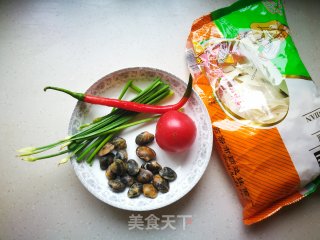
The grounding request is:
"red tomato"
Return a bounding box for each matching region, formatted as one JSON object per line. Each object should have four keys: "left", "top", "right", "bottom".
{"left": 155, "top": 110, "right": 197, "bottom": 152}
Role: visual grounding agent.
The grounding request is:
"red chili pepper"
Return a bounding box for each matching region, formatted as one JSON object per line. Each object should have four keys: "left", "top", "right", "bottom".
{"left": 44, "top": 75, "right": 193, "bottom": 114}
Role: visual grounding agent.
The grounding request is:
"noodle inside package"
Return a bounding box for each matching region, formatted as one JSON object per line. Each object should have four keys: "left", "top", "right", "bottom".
{"left": 186, "top": 0, "right": 320, "bottom": 225}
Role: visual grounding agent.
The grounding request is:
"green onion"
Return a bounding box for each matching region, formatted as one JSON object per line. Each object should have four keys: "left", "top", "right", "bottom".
{"left": 18, "top": 78, "right": 171, "bottom": 165}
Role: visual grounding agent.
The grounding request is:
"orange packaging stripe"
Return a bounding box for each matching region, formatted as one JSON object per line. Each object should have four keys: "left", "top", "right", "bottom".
{"left": 194, "top": 73, "right": 302, "bottom": 224}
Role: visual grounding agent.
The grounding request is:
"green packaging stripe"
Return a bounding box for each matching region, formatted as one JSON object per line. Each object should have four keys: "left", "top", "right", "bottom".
{"left": 304, "top": 177, "right": 320, "bottom": 197}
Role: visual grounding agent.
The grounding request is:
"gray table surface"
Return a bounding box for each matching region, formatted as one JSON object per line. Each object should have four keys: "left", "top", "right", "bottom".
{"left": 1, "top": 0, "right": 319, "bottom": 239}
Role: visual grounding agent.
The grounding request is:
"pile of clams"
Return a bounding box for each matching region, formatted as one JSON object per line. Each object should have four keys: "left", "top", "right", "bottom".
{"left": 98, "top": 131, "right": 177, "bottom": 199}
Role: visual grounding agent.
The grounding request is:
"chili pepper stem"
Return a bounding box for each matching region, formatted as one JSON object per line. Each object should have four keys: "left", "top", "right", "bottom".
{"left": 44, "top": 86, "right": 85, "bottom": 101}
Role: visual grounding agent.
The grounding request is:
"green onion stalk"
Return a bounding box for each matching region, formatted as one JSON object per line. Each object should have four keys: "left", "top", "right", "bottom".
{"left": 18, "top": 78, "right": 172, "bottom": 166}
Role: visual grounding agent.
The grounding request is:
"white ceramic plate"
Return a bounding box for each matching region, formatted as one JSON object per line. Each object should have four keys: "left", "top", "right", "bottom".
{"left": 69, "top": 67, "right": 213, "bottom": 211}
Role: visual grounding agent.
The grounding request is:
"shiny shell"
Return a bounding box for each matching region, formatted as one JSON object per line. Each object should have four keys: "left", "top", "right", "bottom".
{"left": 109, "top": 159, "right": 127, "bottom": 176}
{"left": 105, "top": 167, "right": 117, "bottom": 180}
{"left": 111, "top": 136, "right": 127, "bottom": 150}
{"left": 108, "top": 179, "right": 126, "bottom": 193}
{"left": 136, "top": 146, "right": 156, "bottom": 162}
{"left": 141, "top": 160, "right": 162, "bottom": 174}
{"left": 152, "top": 174, "right": 169, "bottom": 193}
{"left": 143, "top": 184, "right": 158, "bottom": 199}
{"left": 98, "top": 142, "right": 114, "bottom": 157}
{"left": 135, "top": 131, "right": 154, "bottom": 146}
{"left": 114, "top": 149, "right": 128, "bottom": 161}
{"left": 136, "top": 168, "right": 153, "bottom": 184}
{"left": 127, "top": 183, "right": 143, "bottom": 198}
{"left": 99, "top": 152, "right": 115, "bottom": 170}
{"left": 126, "top": 159, "right": 140, "bottom": 176}
{"left": 159, "top": 167, "right": 177, "bottom": 181}
{"left": 120, "top": 175, "right": 135, "bottom": 187}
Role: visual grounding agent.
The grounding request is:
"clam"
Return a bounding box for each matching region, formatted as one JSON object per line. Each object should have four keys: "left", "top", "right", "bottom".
{"left": 108, "top": 179, "right": 126, "bottom": 193}
{"left": 141, "top": 160, "right": 162, "bottom": 174}
{"left": 111, "top": 136, "right": 127, "bottom": 150}
{"left": 99, "top": 152, "right": 115, "bottom": 170}
{"left": 136, "top": 168, "right": 153, "bottom": 184}
{"left": 105, "top": 167, "right": 117, "bottom": 180}
{"left": 136, "top": 146, "right": 156, "bottom": 162}
{"left": 109, "top": 159, "right": 127, "bottom": 176}
{"left": 152, "top": 174, "right": 169, "bottom": 193}
{"left": 143, "top": 184, "right": 158, "bottom": 199}
{"left": 159, "top": 167, "right": 177, "bottom": 181}
{"left": 98, "top": 142, "right": 114, "bottom": 157}
{"left": 127, "top": 183, "right": 143, "bottom": 198}
{"left": 126, "top": 159, "right": 140, "bottom": 176}
{"left": 114, "top": 149, "right": 128, "bottom": 162}
{"left": 135, "top": 131, "right": 154, "bottom": 146}
{"left": 120, "top": 174, "right": 135, "bottom": 187}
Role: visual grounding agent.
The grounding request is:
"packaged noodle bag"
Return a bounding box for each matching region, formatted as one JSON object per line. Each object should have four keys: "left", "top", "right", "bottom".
{"left": 186, "top": 0, "right": 320, "bottom": 225}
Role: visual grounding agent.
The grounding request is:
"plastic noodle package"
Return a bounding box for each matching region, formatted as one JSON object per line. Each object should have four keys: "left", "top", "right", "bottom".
{"left": 186, "top": 0, "right": 320, "bottom": 225}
